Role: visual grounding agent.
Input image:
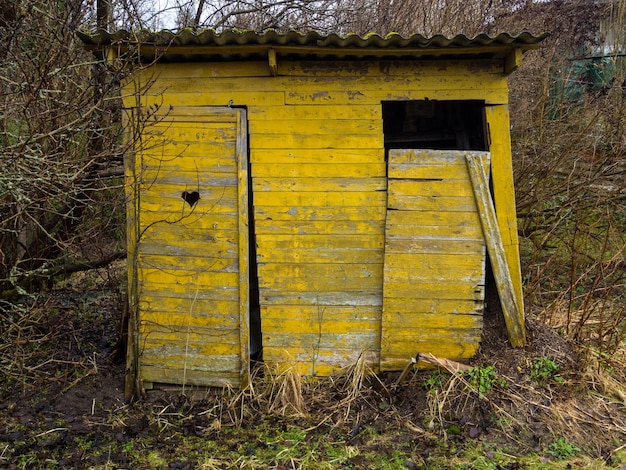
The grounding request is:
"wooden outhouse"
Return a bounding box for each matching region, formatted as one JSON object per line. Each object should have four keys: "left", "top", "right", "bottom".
{"left": 80, "top": 30, "right": 546, "bottom": 394}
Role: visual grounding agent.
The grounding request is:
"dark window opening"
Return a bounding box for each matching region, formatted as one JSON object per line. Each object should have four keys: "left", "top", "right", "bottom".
{"left": 382, "top": 100, "right": 488, "bottom": 152}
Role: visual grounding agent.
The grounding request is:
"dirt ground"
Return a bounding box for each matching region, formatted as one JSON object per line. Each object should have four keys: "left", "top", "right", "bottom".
{"left": 1, "top": 281, "right": 626, "bottom": 469}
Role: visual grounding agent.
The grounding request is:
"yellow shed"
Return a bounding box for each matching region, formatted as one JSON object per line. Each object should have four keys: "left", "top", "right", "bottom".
{"left": 80, "top": 30, "right": 546, "bottom": 395}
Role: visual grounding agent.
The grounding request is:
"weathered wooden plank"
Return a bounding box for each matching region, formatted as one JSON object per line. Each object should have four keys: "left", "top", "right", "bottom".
{"left": 250, "top": 133, "right": 382, "bottom": 149}
{"left": 252, "top": 163, "right": 386, "bottom": 177}
{"left": 285, "top": 88, "right": 508, "bottom": 105}
{"left": 383, "top": 263, "right": 484, "bottom": 283}
{"left": 258, "top": 262, "right": 382, "bottom": 280}
{"left": 139, "top": 297, "right": 239, "bottom": 316}
{"left": 140, "top": 351, "right": 240, "bottom": 371}
{"left": 249, "top": 104, "right": 381, "bottom": 120}
{"left": 387, "top": 194, "right": 478, "bottom": 212}
{"left": 256, "top": 234, "right": 383, "bottom": 249}
{"left": 260, "top": 291, "right": 382, "bottom": 307}
{"left": 466, "top": 154, "right": 526, "bottom": 347}
{"left": 380, "top": 312, "right": 481, "bottom": 330}
{"left": 485, "top": 105, "right": 524, "bottom": 311}
{"left": 136, "top": 241, "right": 238, "bottom": 260}
{"left": 149, "top": 73, "right": 506, "bottom": 95}
{"left": 263, "top": 332, "right": 379, "bottom": 351}
{"left": 138, "top": 213, "right": 239, "bottom": 232}
{"left": 263, "top": 348, "right": 380, "bottom": 377}
{"left": 385, "top": 222, "right": 483, "bottom": 239}
{"left": 236, "top": 108, "right": 251, "bottom": 387}
{"left": 256, "top": 248, "right": 383, "bottom": 264}
{"left": 254, "top": 191, "right": 386, "bottom": 207}
{"left": 385, "top": 210, "right": 481, "bottom": 227}
{"left": 262, "top": 317, "right": 379, "bottom": 334}
{"left": 139, "top": 61, "right": 271, "bottom": 79}
{"left": 139, "top": 284, "right": 239, "bottom": 301}
{"left": 140, "top": 365, "right": 241, "bottom": 388}
{"left": 380, "top": 338, "right": 480, "bottom": 370}
{"left": 388, "top": 179, "right": 474, "bottom": 197}
{"left": 252, "top": 177, "right": 387, "bottom": 192}
{"left": 147, "top": 122, "right": 237, "bottom": 138}
{"left": 389, "top": 149, "right": 480, "bottom": 165}
{"left": 250, "top": 148, "right": 384, "bottom": 164}
{"left": 139, "top": 173, "right": 238, "bottom": 187}
{"left": 382, "top": 280, "right": 484, "bottom": 300}
{"left": 139, "top": 269, "right": 238, "bottom": 287}
{"left": 388, "top": 163, "right": 472, "bottom": 180}
{"left": 254, "top": 206, "right": 386, "bottom": 221}
{"left": 278, "top": 59, "right": 503, "bottom": 77}
{"left": 140, "top": 326, "right": 240, "bottom": 344}
{"left": 132, "top": 92, "right": 286, "bottom": 109}
{"left": 138, "top": 254, "right": 239, "bottom": 272}
{"left": 249, "top": 119, "right": 381, "bottom": 135}
{"left": 134, "top": 59, "right": 501, "bottom": 80}
{"left": 138, "top": 193, "right": 238, "bottom": 214}
{"left": 261, "top": 305, "right": 381, "bottom": 321}
{"left": 141, "top": 142, "right": 238, "bottom": 160}
{"left": 384, "top": 252, "right": 484, "bottom": 269}
{"left": 383, "top": 297, "right": 483, "bottom": 315}
{"left": 260, "top": 275, "right": 381, "bottom": 292}
{"left": 255, "top": 219, "right": 384, "bottom": 235}
{"left": 384, "top": 238, "right": 485, "bottom": 255}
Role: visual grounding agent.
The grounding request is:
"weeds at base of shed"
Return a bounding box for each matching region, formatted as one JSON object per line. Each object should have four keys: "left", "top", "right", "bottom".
{"left": 2, "top": 277, "right": 626, "bottom": 468}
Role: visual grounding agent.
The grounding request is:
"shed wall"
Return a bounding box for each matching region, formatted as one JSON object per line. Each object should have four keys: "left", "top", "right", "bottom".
{"left": 124, "top": 59, "right": 518, "bottom": 379}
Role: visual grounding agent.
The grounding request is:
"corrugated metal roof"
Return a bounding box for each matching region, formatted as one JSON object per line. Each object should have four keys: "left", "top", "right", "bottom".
{"left": 77, "top": 29, "right": 548, "bottom": 63}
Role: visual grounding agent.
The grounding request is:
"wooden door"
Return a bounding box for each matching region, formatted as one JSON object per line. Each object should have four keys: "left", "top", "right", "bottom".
{"left": 133, "top": 107, "right": 249, "bottom": 389}
{"left": 380, "top": 150, "right": 489, "bottom": 370}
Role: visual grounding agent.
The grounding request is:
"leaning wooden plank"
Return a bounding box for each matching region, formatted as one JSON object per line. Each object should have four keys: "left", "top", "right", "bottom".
{"left": 466, "top": 154, "right": 526, "bottom": 347}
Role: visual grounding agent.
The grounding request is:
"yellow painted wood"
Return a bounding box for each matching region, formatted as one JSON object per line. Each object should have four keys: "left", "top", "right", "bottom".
{"left": 132, "top": 107, "right": 249, "bottom": 390}
{"left": 485, "top": 105, "right": 524, "bottom": 313}
{"left": 138, "top": 59, "right": 501, "bottom": 80}
{"left": 139, "top": 297, "right": 239, "bottom": 317}
{"left": 250, "top": 148, "right": 384, "bottom": 164}
{"left": 277, "top": 59, "right": 503, "bottom": 77}
{"left": 253, "top": 190, "right": 386, "bottom": 207}
{"left": 121, "top": 52, "right": 523, "bottom": 382}
{"left": 250, "top": 133, "right": 382, "bottom": 149}
{"left": 261, "top": 305, "right": 381, "bottom": 321}
{"left": 255, "top": 219, "right": 384, "bottom": 235}
{"left": 385, "top": 239, "right": 485, "bottom": 255}
{"left": 255, "top": 234, "right": 383, "bottom": 249}
{"left": 388, "top": 194, "right": 478, "bottom": 212}
{"left": 140, "top": 366, "right": 241, "bottom": 388}
{"left": 254, "top": 206, "right": 386, "bottom": 221}
{"left": 249, "top": 104, "right": 382, "bottom": 120}
{"left": 263, "top": 348, "right": 379, "bottom": 377}
{"left": 252, "top": 163, "right": 385, "bottom": 177}
{"left": 284, "top": 88, "right": 508, "bottom": 105}
{"left": 236, "top": 109, "right": 250, "bottom": 387}
{"left": 380, "top": 150, "right": 489, "bottom": 369}
{"left": 150, "top": 73, "right": 506, "bottom": 95}
{"left": 140, "top": 329, "right": 240, "bottom": 347}
{"left": 258, "top": 262, "right": 382, "bottom": 280}
{"left": 249, "top": 119, "right": 381, "bottom": 135}
{"left": 466, "top": 154, "right": 526, "bottom": 347}
{"left": 383, "top": 297, "right": 482, "bottom": 315}
{"left": 261, "top": 291, "right": 382, "bottom": 307}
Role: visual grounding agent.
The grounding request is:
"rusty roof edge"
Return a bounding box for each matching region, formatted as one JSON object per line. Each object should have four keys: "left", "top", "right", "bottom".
{"left": 76, "top": 29, "right": 549, "bottom": 51}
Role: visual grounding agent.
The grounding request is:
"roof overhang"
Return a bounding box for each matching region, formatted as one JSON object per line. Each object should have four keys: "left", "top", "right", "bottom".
{"left": 77, "top": 29, "right": 548, "bottom": 75}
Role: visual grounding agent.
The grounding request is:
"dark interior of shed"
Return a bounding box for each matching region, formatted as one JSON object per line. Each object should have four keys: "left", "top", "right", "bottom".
{"left": 382, "top": 100, "right": 488, "bottom": 152}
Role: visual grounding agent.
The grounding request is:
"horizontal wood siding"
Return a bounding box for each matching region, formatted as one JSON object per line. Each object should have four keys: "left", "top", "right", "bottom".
{"left": 123, "top": 58, "right": 509, "bottom": 380}
{"left": 380, "top": 150, "right": 489, "bottom": 371}
{"left": 249, "top": 102, "right": 385, "bottom": 376}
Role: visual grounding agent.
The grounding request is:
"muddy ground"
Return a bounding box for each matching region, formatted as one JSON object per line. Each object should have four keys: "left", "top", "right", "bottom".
{"left": 1, "top": 282, "right": 626, "bottom": 469}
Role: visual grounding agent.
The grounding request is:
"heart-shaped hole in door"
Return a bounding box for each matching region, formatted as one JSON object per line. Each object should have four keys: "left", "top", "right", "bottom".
{"left": 181, "top": 190, "right": 200, "bottom": 208}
